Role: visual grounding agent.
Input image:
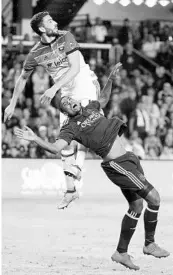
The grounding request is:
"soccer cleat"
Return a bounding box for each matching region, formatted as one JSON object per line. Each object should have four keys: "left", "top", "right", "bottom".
{"left": 111, "top": 251, "right": 140, "bottom": 270}
{"left": 143, "top": 243, "right": 170, "bottom": 258}
{"left": 57, "top": 190, "right": 79, "bottom": 210}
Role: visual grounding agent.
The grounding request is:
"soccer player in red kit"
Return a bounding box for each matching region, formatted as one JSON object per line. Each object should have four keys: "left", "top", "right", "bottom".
{"left": 15, "top": 67, "right": 170, "bottom": 271}
{"left": 4, "top": 11, "right": 101, "bottom": 209}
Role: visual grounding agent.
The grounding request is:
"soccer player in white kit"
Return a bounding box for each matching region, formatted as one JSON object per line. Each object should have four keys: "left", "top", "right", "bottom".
{"left": 4, "top": 11, "right": 102, "bottom": 208}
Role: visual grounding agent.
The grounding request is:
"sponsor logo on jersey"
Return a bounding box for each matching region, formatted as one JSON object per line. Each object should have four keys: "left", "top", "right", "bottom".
{"left": 59, "top": 46, "right": 64, "bottom": 51}
{"left": 47, "top": 56, "right": 68, "bottom": 68}
{"left": 81, "top": 111, "right": 101, "bottom": 128}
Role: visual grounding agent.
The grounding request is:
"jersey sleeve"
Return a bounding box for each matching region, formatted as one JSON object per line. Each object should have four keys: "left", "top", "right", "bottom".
{"left": 64, "top": 31, "right": 80, "bottom": 55}
{"left": 23, "top": 51, "right": 37, "bottom": 73}
{"left": 87, "top": 100, "right": 101, "bottom": 110}
{"left": 57, "top": 123, "right": 75, "bottom": 145}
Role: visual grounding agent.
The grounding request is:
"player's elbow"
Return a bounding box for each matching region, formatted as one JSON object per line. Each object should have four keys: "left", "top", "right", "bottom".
{"left": 21, "top": 70, "right": 30, "bottom": 81}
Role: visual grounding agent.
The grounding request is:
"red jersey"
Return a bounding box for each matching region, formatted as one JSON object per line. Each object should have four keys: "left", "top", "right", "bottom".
{"left": 23, "top": 31, "right": 89, "bottom": 81}
{"left": 58, "top": 101, "right": 126, "bottom": 158}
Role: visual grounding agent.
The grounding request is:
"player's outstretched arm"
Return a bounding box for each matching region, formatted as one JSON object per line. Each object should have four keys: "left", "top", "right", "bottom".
{"left": 14, "top": 126, "right": 68, "bottom": 155}
{"left": 4, "top": 70, "right": 30, "bottom": 122}
{"left": 99, "top": 62, "right": 122, "bottom": 109}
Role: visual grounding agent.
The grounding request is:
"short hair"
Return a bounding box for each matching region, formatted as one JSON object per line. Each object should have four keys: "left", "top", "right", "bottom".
{"left": 30, "top": 11, "right": 49, "bottom": 35}
{"left": 58, "top": 96, "right": 66, "bottom": 113}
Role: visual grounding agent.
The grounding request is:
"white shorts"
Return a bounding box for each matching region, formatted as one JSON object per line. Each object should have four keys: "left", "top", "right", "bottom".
{"left": 60, "top": 69, "right": 100, "bottom": 127}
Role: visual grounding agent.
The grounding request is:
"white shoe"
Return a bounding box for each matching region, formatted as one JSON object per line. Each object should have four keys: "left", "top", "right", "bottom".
{"left": 143, "top": 243, "right": 170, "bottom": 258}
{"left": 57, "top": 190, "right": 79, "bottom": 210}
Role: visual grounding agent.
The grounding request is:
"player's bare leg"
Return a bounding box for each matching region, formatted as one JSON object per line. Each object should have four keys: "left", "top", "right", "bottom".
{"left": 58, "top": 145, "right": 87, "bottom": 209}
{"left": 111, "top": 198, "right": 143, "bottom": 270}
{"left": 57, "top": 142, "right": 80, "bottom": 209}
{"left": 143, "top": 188, "right": 170, "bottom": 258}
{"left": 57, "top": 142, "right": 87, "bottom": 210}
{"left": 75, "top": 144, "right": 87, "bottom": 171}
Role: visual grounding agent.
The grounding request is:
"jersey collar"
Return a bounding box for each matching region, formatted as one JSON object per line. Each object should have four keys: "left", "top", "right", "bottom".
{"left": 40, "top": 37, "right": 57, "bottom": 46}
{"left": 69, "top": 108, "right": 88, "bottom": 122}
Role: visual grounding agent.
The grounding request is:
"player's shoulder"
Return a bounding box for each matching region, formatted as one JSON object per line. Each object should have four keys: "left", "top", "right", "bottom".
{"left": 58, "top": 30, "right": 74, "bottom": 41}
{"left": 61, "top": 117, "right": 75, "bottom": 128}
{"left": 56, "top": 30, "right": 68, "bottom": 45}
{"left": 30, "top": 41, "right": 41, "bottom": 52}
{"left": 61, "top": 118, "right": 76, "bottom": 135}
{"left": 86, "top": 100, "right": 100, "bottom": 110}
{"left": 58, "top": 30, "right": 68, "bottom": 37}
{"left": 62, "top": 117, "right": 70, "bottom": 127}
{"left": 28, "top": 41, "right": 43, "bottom": 57}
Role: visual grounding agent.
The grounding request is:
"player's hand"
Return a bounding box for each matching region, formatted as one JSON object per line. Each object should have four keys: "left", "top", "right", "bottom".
{"left": 14, "top": 126, "right": 36, "bottom": 141}
{"left": 109, "top": 62, "right": 122, "bottom": 80}
{"left": 40, "top": 88, "right": 56, "bottom": 105}
{"left": 4, "top": 104, "right": 15, "bottom": 123}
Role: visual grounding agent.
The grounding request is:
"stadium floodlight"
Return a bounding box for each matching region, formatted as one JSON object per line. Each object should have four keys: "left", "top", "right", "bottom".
{"left": 132, "top": 0, "right": 144, "bottom": 5}
{"left": 145, "top": 0, "right": 157, "bottom": 7}
{"left": 119, "top": 0, "right": 131, "bottom": 6}
{"left": 107, "top": 0, "right": 118, "bottom": 3}
{"left": 93, "top": 0, "right": 105, "bottom": 4}
{"left": 158, "top": 0, "right": 170, "bottom": 6}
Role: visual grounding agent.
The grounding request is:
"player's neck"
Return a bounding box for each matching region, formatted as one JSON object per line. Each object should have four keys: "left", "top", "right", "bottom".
{"left": 41, "top": 34, "right": 57, "bottom": 44}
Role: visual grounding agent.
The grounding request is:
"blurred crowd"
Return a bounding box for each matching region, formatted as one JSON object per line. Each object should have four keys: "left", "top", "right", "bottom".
{"left": 1, "top": 18, "right": 173, "bottom": 160}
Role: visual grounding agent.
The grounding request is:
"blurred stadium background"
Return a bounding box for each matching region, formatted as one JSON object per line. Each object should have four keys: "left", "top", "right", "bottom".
{"left": 1, "top": 0, "right": 173, "bottom": 274}
{"left": 2, "top": 0, "right": 173, "bottom": 160}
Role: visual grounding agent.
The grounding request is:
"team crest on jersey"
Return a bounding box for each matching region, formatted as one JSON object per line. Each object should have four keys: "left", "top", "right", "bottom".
{"left": 59, "top": 46, "right": 64, "bottom": 51}
{"left": 70, "top": 42, "right": 75, "bottom": 49}
{"left": 44, "top": 55, "right": 49, "bottom": 60}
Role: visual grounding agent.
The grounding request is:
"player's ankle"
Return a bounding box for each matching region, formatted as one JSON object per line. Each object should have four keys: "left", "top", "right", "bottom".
{"left": 117, "top": 248, "right": 128, "bottom": 254}
{"left": 66, "top": 188, "right": 76, "bottom": 193}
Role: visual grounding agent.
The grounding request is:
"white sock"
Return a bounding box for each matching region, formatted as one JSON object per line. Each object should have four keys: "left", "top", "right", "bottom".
{"left": 75, "top": 150, "right": 87, "bottom": 169}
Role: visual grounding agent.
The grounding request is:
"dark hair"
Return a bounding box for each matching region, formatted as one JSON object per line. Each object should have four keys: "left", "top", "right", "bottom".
{"left": 59, "top": 96, "right": 66, "bottom": 113}
{"left": 30, "top": 11, "right": 49, "bottom": 35}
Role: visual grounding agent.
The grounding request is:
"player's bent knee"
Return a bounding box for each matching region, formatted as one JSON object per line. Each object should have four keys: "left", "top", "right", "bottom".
{"left": 64, "top": 163, "right": 81, "bottom": 180}
{"left": 145, "top": 188, "right": 160, "bottom": 206}
{"left": 61, "top": 145, "right": 81, "bottom": 180}
{"left": 78, "top": 143, "right": 87, "bottom": 152}
{"left": 129, "top": 198, "right": 144, "bottom": 214}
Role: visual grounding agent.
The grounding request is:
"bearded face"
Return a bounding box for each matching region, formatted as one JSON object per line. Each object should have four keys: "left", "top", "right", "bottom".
{"left": 40, "top": 15, "right": 59, "bottom": 37}
{"left": 45, "top": 25, "right": 59, "bottom": 37}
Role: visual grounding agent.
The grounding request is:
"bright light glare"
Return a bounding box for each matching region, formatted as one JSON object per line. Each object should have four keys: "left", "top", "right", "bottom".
{"left": 93, "top": 0, "right": 105, "bottom": 5}
{"left": 119, "top": 0, "right": 131, "bottom": 6}
{"left": 132, "top": 0, "right": 144, "bottom": 5}
{"left": 159, "top": 0, "right": 170, "bottom": 6}
{"left": 107, "top": 0, "right": 118, "bottom": 3}
{"left": 145, "top": 0, "right": 157, "bottom": 7}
